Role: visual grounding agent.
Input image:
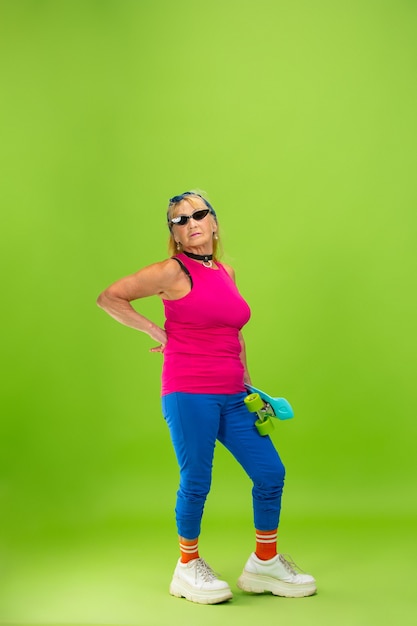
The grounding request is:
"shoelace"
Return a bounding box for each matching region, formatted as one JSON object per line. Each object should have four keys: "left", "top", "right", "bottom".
{"left": 194, "top": 558, "right": 219, "bottom": 583}
{"left": 278, "top": 554, "right": 306, "bottom": 576}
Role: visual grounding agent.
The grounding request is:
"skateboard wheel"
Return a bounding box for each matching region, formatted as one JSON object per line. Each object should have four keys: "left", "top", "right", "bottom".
{"left": 244, "top": 393, "right": 264, "bottom": 412}
{"left": 256, "top": 416, "right": 274, "bottom": 436}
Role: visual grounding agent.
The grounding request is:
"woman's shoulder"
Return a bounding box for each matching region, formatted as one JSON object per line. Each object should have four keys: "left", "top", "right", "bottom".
{"left": 219, "top": 261, "right": 236, "bottom": 281}
{"left": 129, "top": 257, "right": 184, "bottom": 287}
{"left": 144, "top": 257, "right": 185, "bottom": 281}
{"left": 141, "top": 256, "right": 183, "bottom": 272}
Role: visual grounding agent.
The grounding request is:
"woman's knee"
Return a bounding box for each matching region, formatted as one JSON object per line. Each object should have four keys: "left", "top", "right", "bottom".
{"left": 253, "top": 455, "right": 286, "bottom": 490}
{"left": 179, "top": 471, "right": 212, "bottom": 500}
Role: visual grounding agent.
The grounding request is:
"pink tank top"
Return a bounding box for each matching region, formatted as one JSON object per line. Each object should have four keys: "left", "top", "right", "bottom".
{"left": 161, "top": 253, "right": 251, "bottom": 395}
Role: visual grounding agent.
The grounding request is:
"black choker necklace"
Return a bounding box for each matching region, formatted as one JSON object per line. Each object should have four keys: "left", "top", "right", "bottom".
{"left": 183, "top": 250, "right": 213, "bottom": 268}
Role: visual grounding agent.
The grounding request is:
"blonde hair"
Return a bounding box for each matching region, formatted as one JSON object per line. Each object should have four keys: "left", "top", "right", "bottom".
{"left": 167, "top": 191, "right": 222, "bottom": 260}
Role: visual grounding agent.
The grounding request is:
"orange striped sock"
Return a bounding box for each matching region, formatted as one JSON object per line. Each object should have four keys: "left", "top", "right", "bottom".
{"left": 255, "top": 529, "right": 278, "bottom": 561}
{"left": 179, "top": 537, "right": 199, "bottom": 563}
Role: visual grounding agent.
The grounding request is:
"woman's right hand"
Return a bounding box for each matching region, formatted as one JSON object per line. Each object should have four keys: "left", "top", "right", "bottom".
{"left": 149, "top": 343, "right": 166, "bottom": 353}
{"left": 148, "top": 326, "right": 167, "bottom": 353}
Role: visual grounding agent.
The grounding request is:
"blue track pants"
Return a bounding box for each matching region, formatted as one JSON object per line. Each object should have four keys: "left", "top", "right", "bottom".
{"left": 161, "top": 392, "right": 286, "bottom": 539}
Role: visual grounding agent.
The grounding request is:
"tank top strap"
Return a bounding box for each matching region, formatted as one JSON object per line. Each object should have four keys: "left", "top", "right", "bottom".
{"left": 171, "top": 256, "right": 193, "bottom": 288}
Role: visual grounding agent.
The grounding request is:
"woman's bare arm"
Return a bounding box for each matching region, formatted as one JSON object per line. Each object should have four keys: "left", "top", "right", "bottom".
{"left": 96, "top": 259, "right": 183, "bottom": 349}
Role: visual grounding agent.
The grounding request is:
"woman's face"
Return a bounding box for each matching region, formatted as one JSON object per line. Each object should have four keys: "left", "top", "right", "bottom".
{"left": 171, "top": 197, "right": 217, "bottom": 252}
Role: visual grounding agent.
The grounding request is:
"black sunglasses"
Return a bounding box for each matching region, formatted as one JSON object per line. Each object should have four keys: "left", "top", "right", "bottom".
{"left": 170, "top": 208, "right": 211, "bottom": 227}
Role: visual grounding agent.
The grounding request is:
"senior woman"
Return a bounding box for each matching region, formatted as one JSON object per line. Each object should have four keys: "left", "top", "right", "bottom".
{"left": 97, "top": 191, "right": 316, "bottom": 604}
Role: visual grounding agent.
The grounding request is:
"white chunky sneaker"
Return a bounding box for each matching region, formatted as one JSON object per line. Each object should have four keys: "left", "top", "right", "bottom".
{"left": 237, "top": 553, "right": 317, "bottom": 598}
{"left": 169, "top": 557, "right": 233, "bottom": 604}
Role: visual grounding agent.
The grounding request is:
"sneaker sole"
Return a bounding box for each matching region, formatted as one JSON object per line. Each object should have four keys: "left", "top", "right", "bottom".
{"left": 237, "top": 571, "right": 316, "bottom": 598}
{"left": 170, "top": 577, "right": 233, "bottom": 605}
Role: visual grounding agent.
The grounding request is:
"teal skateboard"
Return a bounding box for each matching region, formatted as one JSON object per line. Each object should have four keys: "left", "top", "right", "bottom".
{"left": 244, "top": 385, "right": 294, "bottom": 436}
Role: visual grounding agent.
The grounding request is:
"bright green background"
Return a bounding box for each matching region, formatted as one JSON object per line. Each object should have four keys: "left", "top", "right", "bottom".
{"left": 1, "top": 1, "right": 416, "bottom": 624}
